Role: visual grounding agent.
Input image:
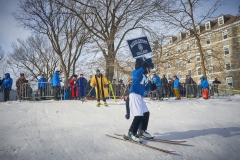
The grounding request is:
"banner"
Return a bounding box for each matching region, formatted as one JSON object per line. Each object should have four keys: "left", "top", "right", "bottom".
{"left": 127, "top": 36, "right": 152, "bottom": 58}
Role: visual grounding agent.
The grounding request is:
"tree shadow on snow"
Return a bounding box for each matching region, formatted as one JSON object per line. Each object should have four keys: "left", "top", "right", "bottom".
{"left": 153, "top": 127, "right": 240, "bottom": 140}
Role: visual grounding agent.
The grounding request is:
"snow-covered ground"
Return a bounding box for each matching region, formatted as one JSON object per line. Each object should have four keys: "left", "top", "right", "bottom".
{"left": 0, "top": 96, "right": 240, "bottom": 160}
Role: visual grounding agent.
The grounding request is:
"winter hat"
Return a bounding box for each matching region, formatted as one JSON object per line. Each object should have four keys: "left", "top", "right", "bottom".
{"left": 80, "top": 74, "right": 83, "bottom": 76}
{"left": 173, "top": 75, "right": 177, "bottom": 78}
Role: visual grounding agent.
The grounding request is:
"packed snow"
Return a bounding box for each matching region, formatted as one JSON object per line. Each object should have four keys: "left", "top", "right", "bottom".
{"left": 0, "top": 96, "right": 240, "bottom": 160}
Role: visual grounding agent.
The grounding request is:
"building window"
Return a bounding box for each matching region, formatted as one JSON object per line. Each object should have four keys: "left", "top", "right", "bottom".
{"left": 206, "top": 37, "right": 211, "bottom": 45}
{"left": 186, "top": 30, "right": 190, "bottom": 37}
{"left": 196, "top": 26, "right": 200, "bottom": 34}
{"left": 195, "top": 40, "right": 198, "bottom": 48}
{"left": 197, "top": 67, "right": 202, "bottom": 75}
{"left": 205, "top": 22, "right": 210, "bottom": 30}
{"left": 218, "top": 16, "right": 224, "bottom": 25}
{"left": 178, "top": 60, "right": 182, "bottom": 67}
{"left": 177, "top": 46, "right": 181, "bottom": 54}
{"left": 196, "top": 53, "right": 200, "bottom": 62}
{"left": 223, "top": 46, "right": 230, "bottom": 55}
{"left": 166, "top": 51, "right": 170, "bottom": 56}
{"left": 208, "top": 65, "right": 213, "bottom": 74}
{"left": 169, "top": 38, "right": 172, "bottom": 44}
{"left": 167, "top": 61, "right": 171, "bottom": 68}
{"left": 222, "top": 30, "right": 228, "bottom": 39}
{"left": 226, "top": 77, "right": 233, "bottom": 87}
{"left": 187, "top": 56, "right": 190, "bottom": 64}
{"left": 206, "top": 50, "right": 212, "bottom": 59}
{"left": 186, "top": 43, "right": 190, "bottom": 51}
{"left": 177, "top": 34, "right": 181, "bottom": 41}
{"left": 188, "top": 69, "right": 192, "bottom": 76}
{"left": 225, "top": 61, "right": 231, "bottom": 70}
{"left": 178, "top": 71, "right": 183, "bottom": 78}
{"left": 167, "top": 73, "right": 171, "bottom": 80}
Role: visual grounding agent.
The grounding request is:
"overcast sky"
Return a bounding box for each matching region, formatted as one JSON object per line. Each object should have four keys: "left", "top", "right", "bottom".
{"left": 0, "top": 0, "right": 239, "bottom": 54}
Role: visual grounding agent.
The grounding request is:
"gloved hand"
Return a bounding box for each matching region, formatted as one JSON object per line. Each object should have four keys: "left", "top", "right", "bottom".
{"left": 104, "top": 84, "right": 108, "bottom": 88}
{"left": 142, "top": 61, "right": 149, "bottom": 70}
{"left": 150, "top": 82, "right": 157, "bottom": 91}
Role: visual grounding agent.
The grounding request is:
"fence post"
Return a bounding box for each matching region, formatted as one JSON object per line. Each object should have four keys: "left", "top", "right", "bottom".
{"left": 227, "top": 85, "right": 232, "bottom": 101}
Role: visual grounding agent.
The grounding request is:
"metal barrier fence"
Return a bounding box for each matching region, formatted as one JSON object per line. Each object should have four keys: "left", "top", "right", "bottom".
{"left": 19, "top": 82, "right": 65, "bottom": 100}
{"left": 185, "top": 84, "right": 231, "bottom": 99}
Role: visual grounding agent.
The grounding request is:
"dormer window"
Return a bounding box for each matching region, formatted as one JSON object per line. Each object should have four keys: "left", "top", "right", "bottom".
{"left": 218, "top": 16, "right": 224, "bottom": 25}
{"left": 196, "top": 25, "right": 200, "bottom": 34}
{"left": 186, "top": 30, "right": 190, "bottom": 37}
{"left": 169, "top": 37, "right": 173, "bottom": 44}
{"left": 205, "top": 22, "right": 211, "bottom": 30}
{"left": 177, "top": 33, "right": 182, "bottom": 41}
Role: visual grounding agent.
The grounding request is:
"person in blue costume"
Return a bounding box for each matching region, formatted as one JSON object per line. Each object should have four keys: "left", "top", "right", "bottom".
{"left": 1, "top": 73, "right": 13, "bottom": 101}
{"left": 125, "top": 57, "right": 156, "bottom": 142}
{"left": 76, "top": 74, "right": 88, "bottom": 100}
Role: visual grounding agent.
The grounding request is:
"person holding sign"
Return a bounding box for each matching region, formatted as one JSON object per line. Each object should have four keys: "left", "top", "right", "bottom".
{"left": 125, "top": 57, "right": 156, "bottom": 142}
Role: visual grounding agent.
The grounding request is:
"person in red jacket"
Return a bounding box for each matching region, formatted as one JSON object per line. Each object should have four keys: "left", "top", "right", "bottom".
{"left": 69, "top": 74, "right": 78, "bottom": 99}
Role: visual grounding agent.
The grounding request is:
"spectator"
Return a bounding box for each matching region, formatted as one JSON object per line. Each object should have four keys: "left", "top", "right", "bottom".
{"left": 69, "top": 74, "right": 78, "bottom": 99}
{"left": 185, "top": 75, "right": 197, "bottom": 98}
{"left": 88, "top": 75, "right": 95, "bottom": 99}
{"left": 52, "top": 69, "right": 61, "bottom": 101}
{"left": 1, "top": 73, "right": 13, "bottom": 101}
{"left": 212, "top": 77, "right": 221, "bottom": 96}
{"left": 168, "top": 79, "right": 174, "bottom": 97}
{"left": 110, "top": 79, "right": 117, "bottom": 99}
{"left": 38, "top": 73, "right": 47, "bottom": 100}
{"left": 16, "top": 73, "right": 27, "bottom": 100}
{"left": 151, "top": 72, "right": 162, "bottom": 100}
{"left": 173, "top": 75, "right": 181, "bottom": 100}
{"left": 161, "top": 75, "right": 168, "bottom": 98}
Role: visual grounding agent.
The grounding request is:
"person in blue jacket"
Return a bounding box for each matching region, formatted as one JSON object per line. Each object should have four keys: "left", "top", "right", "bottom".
{"left": 173, "top": 75, "right": 181, "bottom": 100}
{"left": 125, "top": 57, "right": 156, "bottom": 142}
{"left": 1, "top": 73, "right": 13, "bottom": 101}
{"left": 38, "top": 73, "right": 47, "bottom": 100}
{"left": 51, "top": 70, "right": 60, "bottom": 100}
{"left": 151, "top": 72, "right": 162, "bottom": 100}
{"left": 200, "top": 76, "right": 209, "bottom": 89}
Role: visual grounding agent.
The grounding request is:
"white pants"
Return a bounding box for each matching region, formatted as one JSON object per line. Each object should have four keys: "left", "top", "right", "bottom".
{"left": 129, "top": 92, "right": 149, "bottom": 116}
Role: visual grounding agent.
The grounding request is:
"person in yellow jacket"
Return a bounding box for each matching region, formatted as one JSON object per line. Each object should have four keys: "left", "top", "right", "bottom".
{"left": 90, "top": 69, "right": 109, "bottom": 106}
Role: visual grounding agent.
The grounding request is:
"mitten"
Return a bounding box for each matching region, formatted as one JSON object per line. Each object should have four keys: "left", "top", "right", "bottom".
{"left": 142, "top": 61, "right": 149, "bottom": 70}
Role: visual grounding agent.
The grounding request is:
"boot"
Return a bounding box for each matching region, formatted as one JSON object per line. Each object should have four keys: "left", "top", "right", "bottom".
{"left": 128, "top": 132, "right": 140, "bottom": 142}
{"left": 137, "top": 130, "right": 152, "bottom": 139}
{"left": 96, "top": 101, "right": 101, "bottom": 107}
{"left": 104, "top": 102, "right": 108, "bottom": 106}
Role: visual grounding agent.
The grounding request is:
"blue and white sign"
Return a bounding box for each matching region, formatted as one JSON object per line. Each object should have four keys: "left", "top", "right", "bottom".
{"left": 127, "top": 36, "right": 152, "bottom": 58}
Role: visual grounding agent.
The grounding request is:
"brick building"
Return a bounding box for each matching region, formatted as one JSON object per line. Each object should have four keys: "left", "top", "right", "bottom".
{"left": 159, "top": 14, "right": 240, "bottom": 90}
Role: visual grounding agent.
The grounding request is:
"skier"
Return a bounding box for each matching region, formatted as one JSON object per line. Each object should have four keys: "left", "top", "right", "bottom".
{"left": 76, "top": 74, "right": 87, "bottom": 100}
{"left": 200, "top": 76, "right": 209, "bottom": 99}
{"left": 69, "top": 74, "right": 78, "bottom": 99}
{"left": 90, "top": 69, "right": 109, "bottom": 106}
{"left": 1, "top": 73, "right": 13, "bottom": 102}
{"left": 125, "top": 57, "right": 156, "bottom": 142}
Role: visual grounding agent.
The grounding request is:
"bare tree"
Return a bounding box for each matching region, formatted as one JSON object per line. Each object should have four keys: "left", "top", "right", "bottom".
{"left": 14, "top": 0, "right": 89, "bottom": 85}
{"left": 0, "top": 46, "right": 7, "bottom": 75}
{"left": 56, "top": 0, "right": 161, "bottom": 80}
{"left": 8, "top": 35, "right": 60, "bottom": 81}
{"left": 155, "top": 0, "right": 223, "bottom": 79}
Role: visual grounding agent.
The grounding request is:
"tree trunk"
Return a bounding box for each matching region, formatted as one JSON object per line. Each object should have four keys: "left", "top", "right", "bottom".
{"left": 105, "top": 56, "right": 115, "bottom": 81}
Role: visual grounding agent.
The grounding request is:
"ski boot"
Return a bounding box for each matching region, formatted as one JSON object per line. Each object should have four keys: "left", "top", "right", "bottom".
{"left": 96, "top": 101, "right": 101, "bottom": 107}
{"left": 137, "top": 130, "right": 152, "bottom": 139}
{"left": 127, "top": 132, "right": 140, "bottom": 142}
{"left": 104, "top": 102, "right": 108, "bottom": 107}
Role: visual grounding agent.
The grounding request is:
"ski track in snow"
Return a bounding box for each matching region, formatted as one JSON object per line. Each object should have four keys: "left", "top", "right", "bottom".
{"left": 0, "top": 96, "right": 240, "bottom": 160}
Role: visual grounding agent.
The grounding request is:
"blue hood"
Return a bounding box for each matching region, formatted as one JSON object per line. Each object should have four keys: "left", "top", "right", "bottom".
{"left": 5, "top": 73, "right": 10, "bottom": 78}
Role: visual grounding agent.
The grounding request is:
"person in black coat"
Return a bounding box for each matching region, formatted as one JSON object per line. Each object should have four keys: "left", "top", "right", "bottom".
{"left": 185, "top": 75, "right": 197, "bottom": 98}
{"left": 212, "top": 77, "right": 221, "bottom": 96}
{"left": 161, "top": 75, "right": 168, "bottom": 98}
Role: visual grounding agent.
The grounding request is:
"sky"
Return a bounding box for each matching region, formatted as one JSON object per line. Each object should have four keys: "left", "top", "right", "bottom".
{"left": 0, "top": 0, "right": 239, "bottom": 54}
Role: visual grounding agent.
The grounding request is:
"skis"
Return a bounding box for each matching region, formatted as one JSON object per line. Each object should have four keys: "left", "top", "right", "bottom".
{"left": 114, "top": 133, "right": 186, "bottom": 144}
{"left": 105, "top": 134, "right": 175, "bottom": 153}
